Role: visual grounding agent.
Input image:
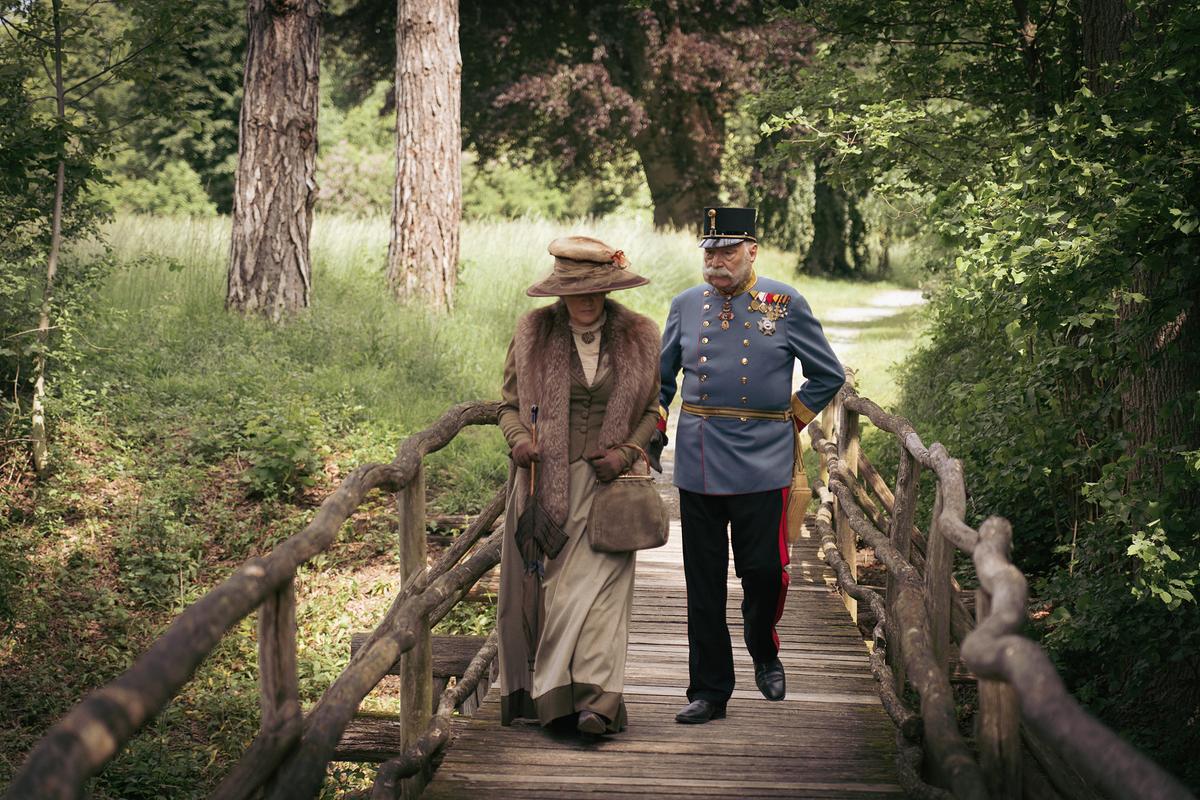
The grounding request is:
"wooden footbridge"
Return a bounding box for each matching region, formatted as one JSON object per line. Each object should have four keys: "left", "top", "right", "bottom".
{"left": 3, "top": 383, "right": 1194, "bottom": 800}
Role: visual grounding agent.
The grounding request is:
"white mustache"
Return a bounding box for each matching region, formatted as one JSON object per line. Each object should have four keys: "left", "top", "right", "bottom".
{"left": 703, "top": 265, "right": 734, "bottom": 279}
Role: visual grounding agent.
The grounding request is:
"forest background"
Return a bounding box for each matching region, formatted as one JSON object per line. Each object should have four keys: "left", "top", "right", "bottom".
{"left": 1, "top": 0, "right": 1197, "bottom": 796}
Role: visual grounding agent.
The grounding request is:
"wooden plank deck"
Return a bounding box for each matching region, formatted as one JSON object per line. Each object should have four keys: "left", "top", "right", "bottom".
{"left": 424, "top": 440, "right": 902, "bottom": 799}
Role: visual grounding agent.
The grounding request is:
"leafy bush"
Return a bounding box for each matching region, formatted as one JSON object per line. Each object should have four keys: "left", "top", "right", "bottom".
{"left": 239, "top": 404, "right": 325, "bottom": 500}
{"left": 113, "top": 476, "right": 206, "bottom": 610}
{"left": 99, "top": 160, "right": 218, "bottom": 217}
{"left": 315, "top": 140, "right": 392, "bottom": 217}
{"left": 897, "top": 52, "right": 1200, "bottom": 779}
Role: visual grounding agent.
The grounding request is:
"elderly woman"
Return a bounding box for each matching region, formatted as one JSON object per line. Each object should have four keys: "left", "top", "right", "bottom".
{"left": 496, "top": 236, "right": 661, "bottom": 736}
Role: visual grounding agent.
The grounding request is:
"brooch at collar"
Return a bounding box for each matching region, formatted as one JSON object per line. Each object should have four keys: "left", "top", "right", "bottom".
{"left": 748, "top": 291, "right": 791, "bottom": 336}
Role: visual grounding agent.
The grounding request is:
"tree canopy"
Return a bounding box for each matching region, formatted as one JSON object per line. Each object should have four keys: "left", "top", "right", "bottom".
{"left": 331, "top": 0, "right": 811, "bottom": 228}
{"left": 758, "top": 0, "right": 1200, "bottom": 775}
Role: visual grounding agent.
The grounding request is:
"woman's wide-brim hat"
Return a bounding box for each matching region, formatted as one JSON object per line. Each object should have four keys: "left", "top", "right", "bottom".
{"left": 526, "top": 236, "right": 651, "bottom": 297}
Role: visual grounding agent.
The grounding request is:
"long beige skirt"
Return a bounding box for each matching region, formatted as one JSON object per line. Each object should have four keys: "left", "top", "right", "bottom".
{"left": 497, "top": 459, "right": 636, "bottom": 733}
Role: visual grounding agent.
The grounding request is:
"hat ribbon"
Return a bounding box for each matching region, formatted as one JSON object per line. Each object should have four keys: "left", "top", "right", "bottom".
{"left": 552, "top": 254, "right": 629, "bottom": 274}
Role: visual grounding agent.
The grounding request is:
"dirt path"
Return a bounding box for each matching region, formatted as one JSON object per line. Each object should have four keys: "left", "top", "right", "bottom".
{"left": 819, "top": 289, "right": 925, "bottom": 360}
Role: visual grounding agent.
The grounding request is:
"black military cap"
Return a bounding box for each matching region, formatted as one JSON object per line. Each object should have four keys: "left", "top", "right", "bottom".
{"left": 699, "top": 207, "right": 757, "bottom": 248}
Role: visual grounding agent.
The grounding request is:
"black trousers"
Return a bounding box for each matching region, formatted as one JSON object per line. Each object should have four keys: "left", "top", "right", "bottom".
{"left": 679, "top": 487, "right": 791, "bottom": 704}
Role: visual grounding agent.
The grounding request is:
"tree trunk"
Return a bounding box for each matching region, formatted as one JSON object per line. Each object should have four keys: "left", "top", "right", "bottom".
{"left": 1012, "top": 0, "right": 1049, "bottom": 113}
{"left": 30, "top": 0, "right": 67, "bottom": 478}
{"left": 803, "top": 162, "right": 864, "bottom": 277}
{"left": 1120, "top": 272, "right": 1200, "bottom": 490}
{"left": 1079, "top": 0, "right": 1132, "bottom": 93}
{"left": 633, "top": 99, "right": 723, "bottom": 230}
{"left": 1078, "top": 0, "right": 1197, "bottom": 490}
{"left": 387, "top": 0, "right": 461, "bottom": 311}
{"left": 226, "top": 0, "right": 321, "bottom": 323}
{"left": 750, "top": 136, "right": 807, "bottom": 253}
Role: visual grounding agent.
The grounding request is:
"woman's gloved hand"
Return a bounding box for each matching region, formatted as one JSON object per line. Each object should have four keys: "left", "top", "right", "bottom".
{"left": 511, "top": 440, "right": 541, "bottom": 468}
{"left": 587, "top": 448, "right": 625, "bottom": 482}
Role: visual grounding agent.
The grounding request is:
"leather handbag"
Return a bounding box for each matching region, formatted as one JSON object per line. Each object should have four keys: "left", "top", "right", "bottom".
{"left": 786, "top": 425, "right": 812, "bottom": 544}
{"left": 587, "top": 443, "right": 670, "bottom": 553}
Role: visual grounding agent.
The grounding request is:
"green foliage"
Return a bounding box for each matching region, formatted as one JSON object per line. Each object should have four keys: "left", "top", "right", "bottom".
{"left": 114, "top": 490, "right": 205, "bottom": 609}
{"left": 434, "top": 598, "right": 496, "bottom": 637}
{"left": 767, "top": 0, "right": 1200, "bottom": 780}
{"left": 121, "top": 0, "right": 244, "bottom": 211}
{"left": 312, "top": 78, "right": 652, "bottom": 220}
{"left": 97, "top": 159, "right": 218, "bottom": 216}
{"left": 240, "top": 404, "right": 325, "bottom": 500}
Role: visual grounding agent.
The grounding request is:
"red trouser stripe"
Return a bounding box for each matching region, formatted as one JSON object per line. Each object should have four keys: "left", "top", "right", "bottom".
{"left": 773, "top": 487, "right": 791, "bottom": 650}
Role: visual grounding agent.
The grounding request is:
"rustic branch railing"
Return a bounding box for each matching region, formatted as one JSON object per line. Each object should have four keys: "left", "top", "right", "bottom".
{"left": 4, "top": 401, "right": 506, "bottom": 800}
{"left": 8, "top": 381, "right": 1197, "bottom": 800}
{"left": 810, "top": 379, "right": 1194, "bottom": 800}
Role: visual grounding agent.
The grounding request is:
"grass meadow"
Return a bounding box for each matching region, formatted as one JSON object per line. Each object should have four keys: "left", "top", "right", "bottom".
{"left": 1, "top": 214, "right": 926, "bottom": 797}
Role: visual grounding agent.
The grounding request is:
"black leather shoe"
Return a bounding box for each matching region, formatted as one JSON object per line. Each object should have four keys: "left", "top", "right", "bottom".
{"left": 755, "top": 658, "right": 786, "bottom": 701}
{"left": 576, "top": 710, "right": 608, "bottom": 735}
{"left": 674, "top": 698, "right": 727, "bottom": 724}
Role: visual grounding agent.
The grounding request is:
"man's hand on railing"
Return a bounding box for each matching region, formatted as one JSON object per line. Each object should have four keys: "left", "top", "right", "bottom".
{"left": 511, "top": 440, "right": 541, "bottom": 468}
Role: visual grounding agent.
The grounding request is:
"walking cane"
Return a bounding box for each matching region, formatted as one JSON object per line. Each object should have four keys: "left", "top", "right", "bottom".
{"left": 528, "top": 404, "right": 539, "bottom": 499}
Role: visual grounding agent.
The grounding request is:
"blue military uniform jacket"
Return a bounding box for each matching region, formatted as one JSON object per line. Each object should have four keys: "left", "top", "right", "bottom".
{"left": 660, "top": 274, "right": 845, "bottom": 495}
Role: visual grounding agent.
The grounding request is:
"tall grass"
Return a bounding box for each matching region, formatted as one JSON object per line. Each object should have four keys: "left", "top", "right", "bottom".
{"left": 88, "top": 213, "right": 922, "bottom": 511}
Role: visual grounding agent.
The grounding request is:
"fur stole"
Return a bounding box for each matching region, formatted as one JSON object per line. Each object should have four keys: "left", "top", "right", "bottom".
{"left": 510, "top": 299, "right": 660, "bottom": 528}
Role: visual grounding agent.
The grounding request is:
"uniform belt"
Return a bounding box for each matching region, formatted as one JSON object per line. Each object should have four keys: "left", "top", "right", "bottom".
{"left": 681, "top": 401, "right": 790, "bottom": 421}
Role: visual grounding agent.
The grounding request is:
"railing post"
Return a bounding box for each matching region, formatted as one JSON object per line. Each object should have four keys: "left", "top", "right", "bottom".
{"left": 924, "top": 487, "right": 952, "bottom": 673}
{"left": 397, "top": 464, "right": 431, "bottom": 800}
{"left": 887, "top": 448, "right": 920, "bottom": 693}
{"left": 261, "top": 578, "right": 300, "bottom": 766}
{"left": 976, "top": 587, "right": 1021, "bottom": 798}
{"left": 835, "top": 390, "right": 860, "bottom": 623}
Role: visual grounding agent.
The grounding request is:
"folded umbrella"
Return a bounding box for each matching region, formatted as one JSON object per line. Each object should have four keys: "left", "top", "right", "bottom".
{"left": 512, "top": 404, "right": 568, "bottom": 671}
{"left": 514, "top": 404, "right": 569, "bottom": 565}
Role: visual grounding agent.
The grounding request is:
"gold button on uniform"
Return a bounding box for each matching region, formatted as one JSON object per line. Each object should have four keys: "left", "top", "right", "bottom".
{"left": 741, "top": 357, "right": 749, "bottom": 365}
{"left": 741, "top": 396, "right": 748, "bottom": 404}
{"left": 700, "top": 356, "right": 708, "bottom": 363}
{"left": 740, "top": 376, "right": 748, "bottom": 384}
{"left": 700, "top": 393, "right": 709, "bottom": 400}
{"left": 702, "top": 337, "right": 709, "bottom": 344}
{"left": 703, "top": 290, "right": 711, "bottom": 296}
{"left": 699, "top": 374, "right": 708, "bottom": 382}
{"left": 743, "top": 339, "right": 750, "bottom": 347}
{"left": 739, "top": 416, "right": 748, "bottom": 422}
{"left": 703, "top": 304, "right": 711, "bottom": 310}
{"left": 744, "top": 321, "right": 751, "bottom": 329}
{"left": 703, "top": 321, "right": 710, "bottom": 327}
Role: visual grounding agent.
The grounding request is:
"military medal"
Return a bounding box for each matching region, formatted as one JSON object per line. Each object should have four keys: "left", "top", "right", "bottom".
{"left": 719, "top": 298, "right": 734, "bottom": 330}
{"left": 748, "top": 291, "right": 791, "bottom": 336}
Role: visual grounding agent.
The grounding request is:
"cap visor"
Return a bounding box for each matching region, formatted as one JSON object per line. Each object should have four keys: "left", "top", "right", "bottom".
{"left": 699, "top": 237, "right": 754, "bottom": 249}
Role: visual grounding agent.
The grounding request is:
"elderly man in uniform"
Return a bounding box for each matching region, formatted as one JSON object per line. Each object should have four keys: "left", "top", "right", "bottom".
{"left": 654, "top": 207, "right": 845, "bottom": 724}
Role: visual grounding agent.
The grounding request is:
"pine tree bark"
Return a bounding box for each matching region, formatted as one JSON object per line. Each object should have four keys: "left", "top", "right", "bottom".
{"left": 226, "top": 0, "right": 321, "bottom": 323}
{"left": 387, "top": 0, "right": 461, "bottom": 311}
